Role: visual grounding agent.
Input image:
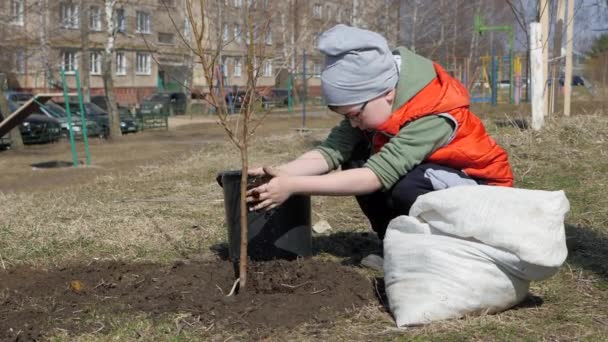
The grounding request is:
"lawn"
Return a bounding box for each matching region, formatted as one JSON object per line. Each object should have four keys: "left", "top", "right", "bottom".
{"left": 0, "top": 105, "right": 607, "bottom": 341}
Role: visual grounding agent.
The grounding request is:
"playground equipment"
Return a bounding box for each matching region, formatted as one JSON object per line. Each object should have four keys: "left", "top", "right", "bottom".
{"left": 286, "top": 49, "right": 324, "bottom": 130}
{"left": 0, "top": 68, "right": 92, "bottom": 167}
{"left": 470, "top": 53, "right": 524, "bottom": 106}
{"left": 474, "top": 11, "right": 514, "bottom": 104}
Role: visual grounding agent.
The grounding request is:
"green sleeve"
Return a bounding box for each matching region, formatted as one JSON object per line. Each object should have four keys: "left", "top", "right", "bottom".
{"left": 365, "top": 116, "right": 454, "bottom": 190}
{"left": 315, "top": 119, "right": 364, "bottom": 170}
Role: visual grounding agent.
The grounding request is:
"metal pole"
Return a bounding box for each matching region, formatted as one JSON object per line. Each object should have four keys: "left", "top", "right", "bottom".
{"left": 509, "top": 30, "right": 514, "bottom": 104}
{"left": 491, "top": 49, "right": 497, "bottom": 107}
{"left": 302, "top": 49, "right": 307, "bottom": 128}
{"left": 60, "top": 68, "right": 79, "bottom": 167}
{"left": 74, "top": 69, "right": 91, "bottom": 165}
{"left": 564, "top": 0, "right": 574, "bottom": 116}
{"left": 287, "top": 72, "right": 293, "bottom": 113}
{"left": 530, "top": 22, "right": 545, "bottom": 130}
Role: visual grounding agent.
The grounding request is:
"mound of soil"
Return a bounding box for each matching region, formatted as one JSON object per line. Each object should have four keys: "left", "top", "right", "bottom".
{"left": 0, "top": 258, "right": 374, "bottom": 340}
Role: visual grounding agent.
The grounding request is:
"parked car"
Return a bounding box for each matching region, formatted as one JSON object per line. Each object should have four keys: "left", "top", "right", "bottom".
{"left": 39, "top": 101, "right": 103, "bottom": 138}
{"left": 56, "top": 101, "right": 138, "bottom": 136}
{"left": 19, "top": 113, "right": 62, "bottom": 144}
{"left": 90, "top": 95, "right": 134, "bottom": 118}
{"left": 224, "top": 90, "right": 248, "bottom": 110}
{"left": 4, "top": 91, "right": 34, "bottom": 106}
{"left": 547, "top": 75, "right": 587, "bottom": 86}
{"left": 0, "top": 134, "right": 10, "bottom": 150}
{"left": 260, "top": 88, "right": 290, "bottom": 107}
{"left": 0, "top": 100, "right": 61, "bottom": 145}
{"left": 139, "top": 91, "right": 188, "bottom": 115}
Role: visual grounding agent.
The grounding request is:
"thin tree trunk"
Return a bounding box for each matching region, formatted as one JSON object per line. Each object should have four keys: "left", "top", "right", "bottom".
{"left": 103, "top": 0, "right": 121, "bottom": 139}
{"left": 39, "top": 0, "right": 53, "bottom": 90}
{"left": 238, "top": 140, "right": 248, "bottom": 290}
{"left": 80, "top": 0, "right": 91, "bottom": 102}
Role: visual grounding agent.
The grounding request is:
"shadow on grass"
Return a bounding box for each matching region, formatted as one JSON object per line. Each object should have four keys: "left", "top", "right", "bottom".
{"left": 210, "top": 231, "right": 381, "bottom": 266}
{"left": 566, "top": 224, "right": 608, "bottom": 279}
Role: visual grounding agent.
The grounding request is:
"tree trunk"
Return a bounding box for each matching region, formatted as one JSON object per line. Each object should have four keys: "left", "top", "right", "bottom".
{"left": 103, "top": 0, "right": 121, "bottom": 140}
{"left": 80, "top": 0, "right": 91, "bottom": 102}
{"left": 39, "top": 0, "right": 53, "bottom": 90}
{"left": 102, "top": 52, "right": 121, "bottom": 140}
{"left": 238, "top": 141, "right": 248, "bottom": 290}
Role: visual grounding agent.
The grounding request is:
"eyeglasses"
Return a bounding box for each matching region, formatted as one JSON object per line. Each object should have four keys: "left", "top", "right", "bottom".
{"left": 330, "top": 100, "right": 369, "bottom": 123}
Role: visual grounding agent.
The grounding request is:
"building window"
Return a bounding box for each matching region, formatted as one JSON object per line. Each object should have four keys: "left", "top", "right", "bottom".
{"left": 136, "top": 52, "right": 151, "bottom": 75}
{"left": 234, "top": 0, "right": 242, "bottom": 8}
{"left": 233, "top": 57, "right": 242, "bottom": 77}
{"left": 158, "top": 32, "right": 174, "bottom": 44}
{"left": 116, "top": 51, "right": 126, "bottom": 75}
{"left": 313, "top": 63, "right": 321, "bottom": 77}
{"left": 313, "top": 4, "right": 322, "bottom": 19}
{"left": 60, "top": 50, "right": 78, "bottom": 73}
{"left": 265, "top": 28, "right": 272, "bottom": 45}
{"left": 15, "top": 50, "right": 25, "bottom": 74}
{"left": 90, "top": 52, "right": 101, "bottom": 75}
{"left": 222, "top": 23, "right": 229, "bottom": 42}
{"left": 116, "top": 8, "right": 126, "bottom": 32}
{"left": 263, "top": 60, "right": 272, "bottom": 77}
{"left": 89, "top": 6, "right": 101, "bottom": 31}
{"left": 60, "top": 3, "right": 80, "bottom": 29}
{"left": 10, "top": 0, "right": 24, "bottom": 26}
{"left": 234, "top": 24, "right": 241, "bottom": 43}
{"left": 136, "top": 11, "right": 151, "bottom": 33}
{"left": 221, "top": 57, "right": 229, "bottom": 78}
{"left": 183, "top": 18, "right": 191, "bottom": 39}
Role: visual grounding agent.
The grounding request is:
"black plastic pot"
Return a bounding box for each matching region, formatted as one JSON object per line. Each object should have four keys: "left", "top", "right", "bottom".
{"left": 217, "top": 170, "right": 312, "bottom": 261}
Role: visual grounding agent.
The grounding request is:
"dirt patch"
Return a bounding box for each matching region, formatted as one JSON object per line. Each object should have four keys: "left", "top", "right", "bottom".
{"left": 0, "top": 258, "right": 373, "bottom": 340}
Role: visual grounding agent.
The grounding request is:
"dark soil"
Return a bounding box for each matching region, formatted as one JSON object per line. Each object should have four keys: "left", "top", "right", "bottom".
{"left": 0, "top": 258, "right": 373, "bottom": 340}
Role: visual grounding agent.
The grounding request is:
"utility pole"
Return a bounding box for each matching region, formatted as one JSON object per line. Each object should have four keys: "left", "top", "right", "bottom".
{"left": 549, "top": 0, "right": 565, "bottom": 115}
{"left": 563, "top": 0, "right": 574, "bottom": 116}
{"left": 539, "top": 0, "right": 550, "bottom": 116}
{"left": 530, "top": 22, "right": 545, "bottom": 130}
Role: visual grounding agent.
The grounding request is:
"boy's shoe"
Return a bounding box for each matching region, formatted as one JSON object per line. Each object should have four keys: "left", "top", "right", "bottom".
{"left": 360, "top": 254, "right": 384, "bottom": 272}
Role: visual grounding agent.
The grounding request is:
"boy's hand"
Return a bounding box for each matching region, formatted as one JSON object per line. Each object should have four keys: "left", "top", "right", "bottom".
{"left": 246, "top": 168, "right": 292, "bottom": 211}
{"left": 247, "top": 167, "right": 267, "bottom": 177}
{"left": 248, "top": 166, "right": 287, "bottom": 177}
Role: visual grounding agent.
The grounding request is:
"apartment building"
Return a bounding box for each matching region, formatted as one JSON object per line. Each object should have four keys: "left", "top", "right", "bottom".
{"left": 0, "top": 0, "right": 398, "bottom": 104}
{"left": 0, "top": 0, "right": 191, "bottom": 105}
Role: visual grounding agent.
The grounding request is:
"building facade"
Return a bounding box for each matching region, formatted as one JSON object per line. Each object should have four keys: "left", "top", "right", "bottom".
{"left": 0, "top": 0, "right": 399, "bottom": 105}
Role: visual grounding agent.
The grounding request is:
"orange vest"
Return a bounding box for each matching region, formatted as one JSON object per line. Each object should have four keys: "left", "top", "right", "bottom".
{"left": 373, "top": 63, "right": 514, "bottom": 187}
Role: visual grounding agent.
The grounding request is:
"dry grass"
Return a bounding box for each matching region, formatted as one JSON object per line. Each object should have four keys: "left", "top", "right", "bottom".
{"left": 1, "top": 108, "right": 608, "bottom": 340}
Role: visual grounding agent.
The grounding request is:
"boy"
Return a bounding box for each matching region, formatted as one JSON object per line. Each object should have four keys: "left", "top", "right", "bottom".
{"left": 247, "top": 25, "right": 513, "bottom": 268}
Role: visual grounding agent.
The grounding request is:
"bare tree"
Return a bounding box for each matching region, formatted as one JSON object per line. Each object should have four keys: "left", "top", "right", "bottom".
{"left": 80, "top": 0, "right": 91, "bottom": 102}
{"left": 183, "top": 0, "right": 273, "bottom": 291}
{"left": 102, "top": 0, "right": 121, "bottom": 139}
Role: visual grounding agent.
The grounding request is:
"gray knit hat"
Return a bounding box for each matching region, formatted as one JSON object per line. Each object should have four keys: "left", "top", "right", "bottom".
{"left": 318, "top": 24, "right": 399, "bottom": 107}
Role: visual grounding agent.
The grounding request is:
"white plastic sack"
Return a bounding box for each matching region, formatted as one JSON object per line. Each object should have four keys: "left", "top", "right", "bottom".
{"left": 384, "top": 186, "right": 569, "bottom": 327}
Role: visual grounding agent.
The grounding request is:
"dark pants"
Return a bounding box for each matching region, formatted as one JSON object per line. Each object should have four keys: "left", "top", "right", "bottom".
{"left": 343, "top": 160, "right": 482, "bottom": 240}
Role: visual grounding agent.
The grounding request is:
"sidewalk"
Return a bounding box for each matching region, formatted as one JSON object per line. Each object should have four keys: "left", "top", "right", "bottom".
{"left": 169, "top": 109, "right": 332, "bottom": 129}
